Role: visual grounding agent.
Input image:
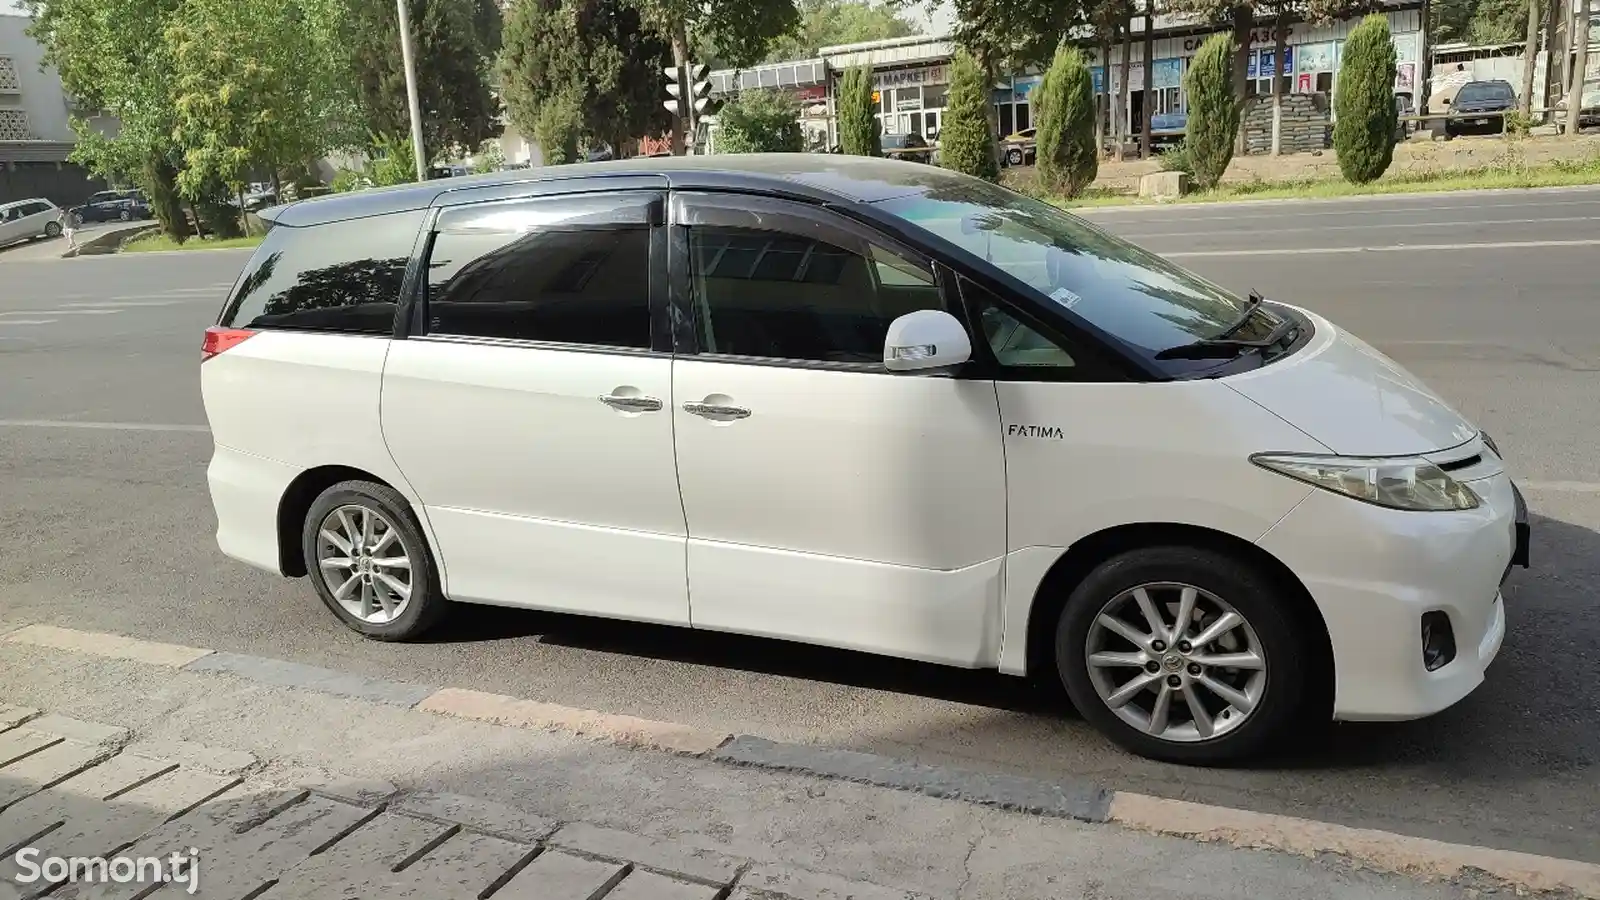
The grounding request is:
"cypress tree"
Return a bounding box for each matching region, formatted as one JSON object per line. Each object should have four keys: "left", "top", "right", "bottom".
{"left": 838, "top": 66, "right": 881, "bottom": 156}
{"left": 1333, "top": 14, "right": 1399, "bottom": 184}
{"left": 1182, "top": 32, "right": 1238, "bottom": 191}
{"left": 1036, "top": 44, "right": 1098, "bottom": 197}
{"left": 939, "top": 51, "right": 999, "bottom": 181}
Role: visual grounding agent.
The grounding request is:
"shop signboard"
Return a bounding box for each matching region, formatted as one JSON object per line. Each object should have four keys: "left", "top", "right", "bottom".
{"left": 872, "top": 65, "right": 947, "bottom": 90}
{"left": 1013, "top": 75, "right": 1042, "bottom": 101}
{"left": 1298, "top": 41, "right": 1334, "bottom": 73}
{"left": 1090, "top": 66, "right": 1104, "bottom": 94}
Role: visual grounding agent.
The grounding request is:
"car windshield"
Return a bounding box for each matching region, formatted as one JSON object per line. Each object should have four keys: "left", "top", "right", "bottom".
{"left": 1457, "top": 82, "right": 1513, "bottom": 103}
{"left": 875, "top": 180, "right": 1275, "bottom": 362}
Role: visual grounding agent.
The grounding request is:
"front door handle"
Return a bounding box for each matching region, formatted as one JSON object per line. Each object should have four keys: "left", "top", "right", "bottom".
{"left": 599, "top": 394, "right": 663, "bottom": 413}
{"left": 683, "top": 401, "right": 751, "bottom": 419}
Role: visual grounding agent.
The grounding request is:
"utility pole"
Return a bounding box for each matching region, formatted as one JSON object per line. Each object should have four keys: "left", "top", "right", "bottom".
{"left": 1568, "top": 0, "right": 1592, "bottom": 137}
{"left": 396, "top": 0, "right": 427, "bottom": 181}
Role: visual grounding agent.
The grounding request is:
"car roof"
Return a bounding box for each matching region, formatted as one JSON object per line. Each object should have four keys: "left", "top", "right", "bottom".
{"left": 262, "top": 154, "right": 981, "bottom": 228}
{"left": 1, "top": 198, "right": 52, "bottom": 209}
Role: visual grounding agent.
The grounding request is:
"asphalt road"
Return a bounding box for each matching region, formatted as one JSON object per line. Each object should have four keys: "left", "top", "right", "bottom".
{"left": 2, "top": 186, "right": 1598, "bottom": 863}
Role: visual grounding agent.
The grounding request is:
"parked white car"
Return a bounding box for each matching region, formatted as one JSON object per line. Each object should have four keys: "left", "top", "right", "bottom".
{"left": 0, "top": 197, "right": 63, "bottom": 247}
{"left": 201, "top": 156, "right": 1529, "bottom": 764}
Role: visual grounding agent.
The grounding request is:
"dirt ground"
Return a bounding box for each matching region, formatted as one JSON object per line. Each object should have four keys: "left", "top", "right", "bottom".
{"left": 1079, "top": 133, "right": 1600, "bottom": 193}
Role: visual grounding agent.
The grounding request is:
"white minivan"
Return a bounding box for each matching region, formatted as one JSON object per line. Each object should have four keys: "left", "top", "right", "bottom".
{"left": 201, "top": 156, "right": 1529, "bottom": 764}
{"left": 0, "top": 198, "right": 63, "bottom": 247}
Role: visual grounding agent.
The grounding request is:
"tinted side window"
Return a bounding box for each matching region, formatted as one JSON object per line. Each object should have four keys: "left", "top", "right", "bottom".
{"left": 223, "top": 210, "right": 424, "bottom": 334}
{"left": 425, "top": 226, "right": 651, "bottom": 348}
{"left": 688, "top": 225, "right": 942, "bottom": 364}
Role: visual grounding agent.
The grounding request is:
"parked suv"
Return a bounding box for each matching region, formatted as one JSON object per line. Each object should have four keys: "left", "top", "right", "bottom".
{"left": 0, "top": 198, "right": 63, "bottom": 247}
{"left": 201, "top": 156, "right": 1529, "bottom": 765}
{"left": 880, "top": 132, "right": 934, "bottom": 163}
{"left": 68, "top": 189, "right": 152, "bottom": 225}
{"left": 1001, "top": 127, "right": 1038, "bottom": 166}
{"left": 1445, "top": 80, "right": 1517, "bottom": 136}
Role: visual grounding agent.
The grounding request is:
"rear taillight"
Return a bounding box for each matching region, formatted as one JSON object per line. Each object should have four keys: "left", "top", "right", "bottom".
{"left": 202, "top": 326, "right": 255, "bottom": 362}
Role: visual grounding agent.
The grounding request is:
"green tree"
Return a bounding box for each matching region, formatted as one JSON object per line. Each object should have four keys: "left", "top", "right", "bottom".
{"left": 497, "top": 0, "right": 671, "bottom": 156}
{"left": 165, "top": 0, "right": 355, "bottom": 227}
{"left": 1035, "top": 44, "right": 1097, "bottom": 197}
{"left": 716, "top": 89, "right": 803, "bottom": 151}
{"left": 1182, "top": 32, "right": 1237, "bottom": 190}
{"left": 25, "top": 0, "right": 191, "bottom": 240}
{"left": 762, "top": 0, "right": 915, "bottom": 61}
{"left": 535, "top": 92, "right": 585, "bottom": 164}
{"left": 1333, "top": 14, "right": 1397, "bottom": 183}
{"left": 837, "top": 65, "right": 881, "bottom": 155}
{"left": 347, "top": 0, "right": 501, "bottom": 163}
{"left": 938, "top": 51, "right": 999, "bottom": 180}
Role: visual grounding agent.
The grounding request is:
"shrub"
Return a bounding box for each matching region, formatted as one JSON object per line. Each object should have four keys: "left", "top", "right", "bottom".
{"left": 717, "top": 90, "right": 804, "bottom": 153}
{"left": 1158, "top": 140, "right": 1195, "bottom": 176}
{"left": 1333, "top": 14, "right": 1399, "bottom": 184}
{"left": 1182, "top": 32, "right": 1238, "bottom": 190}
{"left": 838, "top": 66, "right": 880, "bottom": 156}
{"left": 368, "top": 133, "right": 419, "bottom": 186}
{"left": 1035, "top": 45, "right": 1098, "bottom": 197}
{"left": 939, "top": 51, "right": 999, "bottom": 181}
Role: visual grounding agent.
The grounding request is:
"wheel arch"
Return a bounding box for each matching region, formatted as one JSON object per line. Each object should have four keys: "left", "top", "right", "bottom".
{"left": 1021, "top": 522, "right": 1334, "bottom": 719}
{"left": 276, "top": 465, "right": 398, "bottom": 577}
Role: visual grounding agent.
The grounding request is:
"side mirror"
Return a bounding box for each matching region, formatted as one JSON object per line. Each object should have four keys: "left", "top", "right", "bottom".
{"left": 883, "top": 310, "right": 972, "bottom": 372}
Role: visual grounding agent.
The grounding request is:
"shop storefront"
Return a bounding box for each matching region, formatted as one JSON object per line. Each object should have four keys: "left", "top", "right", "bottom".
{"left": 870, "top": 63, "right": 949, "bottom": 137}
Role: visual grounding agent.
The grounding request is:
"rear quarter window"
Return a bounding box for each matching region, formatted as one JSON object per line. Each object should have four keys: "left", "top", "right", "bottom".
{"left": 221, "top": 210, "right": 426, "bottom": 335}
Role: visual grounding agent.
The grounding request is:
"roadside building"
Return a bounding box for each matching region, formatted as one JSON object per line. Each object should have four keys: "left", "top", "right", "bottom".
{"left": 0, "top": 6, "right": 113, "bottom": 205}
{"left": 705, "top": 0, "right": 1426, "bottom": 153}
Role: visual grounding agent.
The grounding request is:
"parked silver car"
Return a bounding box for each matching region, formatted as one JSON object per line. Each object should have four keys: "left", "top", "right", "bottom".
{"left": 0, "top": 198, "right": 64, "bottom": 248}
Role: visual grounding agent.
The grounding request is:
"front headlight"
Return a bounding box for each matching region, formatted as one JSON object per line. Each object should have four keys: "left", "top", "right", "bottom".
{"left": 1251, "top": 453, "right": 1480, "bottom": 511}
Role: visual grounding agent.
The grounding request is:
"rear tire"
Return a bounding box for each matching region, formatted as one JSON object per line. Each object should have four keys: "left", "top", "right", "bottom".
{"left": 301, "top": 480, "right": 447, "bottom": 641}
{"left": 1054, "top": 545, "right": 1308, "bottom": 765}
{"left": 1007, "top": 148, "right": 1024, "bottom": 166}
{"left": 118, "top": 209, "right": 131, "bottom": 221}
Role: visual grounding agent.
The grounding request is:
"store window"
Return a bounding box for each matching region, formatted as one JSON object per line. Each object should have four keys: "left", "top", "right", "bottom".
{"left": 1015, "top": 102, "right": 1031, "bottom": 131}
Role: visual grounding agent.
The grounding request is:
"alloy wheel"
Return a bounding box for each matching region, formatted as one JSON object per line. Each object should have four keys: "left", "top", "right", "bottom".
{"left": 1084, "top": 581, "right": 1267, "bottom": 743}
{"left": 315, "top": 504, "right": 414, "bottom": 624}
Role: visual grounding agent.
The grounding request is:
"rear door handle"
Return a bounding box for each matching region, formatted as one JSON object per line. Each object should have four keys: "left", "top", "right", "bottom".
{"left": 599, "top": 394, "right": 663, "bottom": 412}
{"left": 683, "top": 402, "right": 750, "bottom": 419}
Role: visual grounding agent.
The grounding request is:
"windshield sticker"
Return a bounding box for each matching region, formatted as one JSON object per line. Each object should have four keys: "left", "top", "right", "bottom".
{"left": 1050, "top": 287, "right": 1083, "bottom": 309}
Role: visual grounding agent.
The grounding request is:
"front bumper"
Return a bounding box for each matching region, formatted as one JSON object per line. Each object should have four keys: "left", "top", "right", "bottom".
{"left": 1258, "top": 469, "right": 1524, "bottom": 721}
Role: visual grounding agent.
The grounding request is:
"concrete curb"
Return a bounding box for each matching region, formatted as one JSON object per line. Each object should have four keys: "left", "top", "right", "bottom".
{"left": 6, "top": 623, "right": 1598, "bottom": 898}
{"left": 1073, "top": 179, "right": 1600, "bottom": 215}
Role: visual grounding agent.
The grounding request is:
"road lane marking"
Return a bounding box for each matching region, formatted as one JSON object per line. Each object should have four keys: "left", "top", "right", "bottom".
{"left": 1123, "top": 214, "right": 1600, "bottom": 238}
{"left": 1521, "top": 480, "right": 1600, "bottom": 493}
{"left": 1164, "top": 238, "right": 1600, "bottom": 257}
{"left": 0, "top": 319, "right": 58, "bottom": 326}
{"left": 0, "top": 308, "right": 122, "bottom": 316}
{"left": 1081, "top": 196, "right": 1600, "bottom": 221}
{"left": 0, "top": 419, "right": 209, "bottom": 432}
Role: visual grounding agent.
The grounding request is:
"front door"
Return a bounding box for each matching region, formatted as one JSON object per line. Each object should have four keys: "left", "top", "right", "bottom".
{"left": 381, "top": 190, "right": 691, "bottom": 626}
{"left": 668, "top": 192, "right": 1009, "bottom": 667}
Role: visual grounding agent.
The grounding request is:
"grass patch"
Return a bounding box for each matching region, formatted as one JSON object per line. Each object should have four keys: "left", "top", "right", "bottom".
{"left": 1041, "top": 149, "right": 1600, "bottom": 208}
{"left": 122, "top": 233, "right": 265, "bottom": 253}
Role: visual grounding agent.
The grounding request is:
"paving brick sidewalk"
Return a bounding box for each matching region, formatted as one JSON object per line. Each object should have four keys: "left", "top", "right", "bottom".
{"left": 0, "top": 706, "right": 911, "bottom": 900}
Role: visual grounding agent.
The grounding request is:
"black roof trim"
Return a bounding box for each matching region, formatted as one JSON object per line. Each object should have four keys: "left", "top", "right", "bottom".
{"left": 264, "top": 155, "right": 973, "bottom": 227}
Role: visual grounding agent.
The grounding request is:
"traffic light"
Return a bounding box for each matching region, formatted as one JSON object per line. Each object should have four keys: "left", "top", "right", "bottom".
{"left": 663, "top": 63, "right": 716, "bottom": 119}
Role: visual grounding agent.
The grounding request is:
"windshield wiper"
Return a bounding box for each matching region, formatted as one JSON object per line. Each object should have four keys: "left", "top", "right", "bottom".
{"left": 1212, "top": 289, "right": 1265, "bottom": 341}
{"left": 1154, "top": 314, "right": 1298, "bottom": 361}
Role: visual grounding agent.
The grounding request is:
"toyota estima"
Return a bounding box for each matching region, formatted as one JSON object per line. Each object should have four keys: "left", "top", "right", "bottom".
{"left": 201, "top": 156, "right": 1530, "bottom": 764}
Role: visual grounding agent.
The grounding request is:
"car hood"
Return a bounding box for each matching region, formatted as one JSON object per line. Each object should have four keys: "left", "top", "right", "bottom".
{"left": 1224, "top": 309, "right": 1477, "bottom": 457}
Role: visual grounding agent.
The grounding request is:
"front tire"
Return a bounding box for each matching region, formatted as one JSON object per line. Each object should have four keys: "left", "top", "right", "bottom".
{"left": 44, "top": 221, "right": 61, "bottom": 238}
{"left": 118, "top": 209, "right": 131, "bottom": 221}
{"left": 1007, "top": 148, "right": 1024, "bottom": 166}
{"left": 1054, "top": 546, "right": 1308, "bottom": 765}
{"left": 301, "top": 480, "right": 447, "bottom": 641}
